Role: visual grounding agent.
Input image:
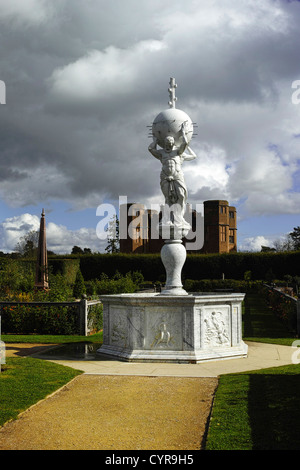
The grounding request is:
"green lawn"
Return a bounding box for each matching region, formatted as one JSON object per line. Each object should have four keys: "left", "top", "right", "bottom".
{"left": 0, "top": 357, "right": 82, "bottom": 427}
{"left": 2, "top": 332, "right": 103, "bottom": 344}
{"left": 205, "top": 290, "right": 299, "bottom": 450}
{"left": 205, "top": 363, "right": 300, "bottom": 450}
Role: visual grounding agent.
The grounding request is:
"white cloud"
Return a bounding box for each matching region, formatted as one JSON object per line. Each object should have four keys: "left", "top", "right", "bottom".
{"left": 230, "top": 151, "right": 292, "bottom": 198}
{"left": 239, "top": 235, "right": 273, "bottom": 252}
{"left": 0, "top": 214, "right": 40, "bottom": 252}
{"left": 0, "top": 0, "right": 54, "bottom": 26}
{"left": 0, "top": 214, "right": 105, "bottom": 254}
{"left": 184, "top": 144, "right": 230, "bottom": 203}
{"left": 243, "top": 191, "right": 300, "bottom": 216}
{"left": 46, "top": 222, "right": 104, "bottom": 254}
{"left": 1, "top": 0, "right": 300, "bottom": 246}
{"left": 48, "top": 40, "right": 166, "bottom": 103}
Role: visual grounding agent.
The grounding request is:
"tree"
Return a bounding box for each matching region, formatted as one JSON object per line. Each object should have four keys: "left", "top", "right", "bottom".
{"left": 261, "top": 246, "right": 275, "bottom": 252}
{"left": 14, "top": 230, "right": 39, "bottom": 257}
{"left": 105, "top": 215, "right": 120, "bottom": 253}
{"left": 71, "top": 246, "right": 83, "bottom": 254}
{"left": 71, "top": 246, "right": 92, "bottom": 255}
{"left": 289, "top": 226, "right": 300, "bottom": 250}
{"left": 272, "top": 234, "right": 294, "bottom": 252}
{"left": 73, "top": 269, "right": 86, "bottom": 299}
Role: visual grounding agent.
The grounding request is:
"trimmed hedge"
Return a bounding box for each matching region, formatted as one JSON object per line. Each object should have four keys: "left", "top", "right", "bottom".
{"left": 8, "top": 258, "right": 80, "bottom": 287}
{"left": 79, "top": 253, "right": 163, "bottom": 281}
{"left": 184, "top": 251, "right": 300, "bottom": 281}
{"left": 7, "top": 251, "right": 299, "bottom": 284}
{"left": 184, "top": 279, "right": 264, "bottom": 293}
{"left": 77, "top": 251, "right": 300, "bottom": 282}
{"left": 51, "top": 258, "right": 80, "bottom": 285}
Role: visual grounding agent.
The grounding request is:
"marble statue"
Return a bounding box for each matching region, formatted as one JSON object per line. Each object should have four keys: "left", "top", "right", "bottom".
{"left": 148, "top": 123, "right": 196, "bottom": 227}
{"left": 97, "top": 78, "right": 248, "bottom": 363}
{"left": 148, "top": 78, "right": 197, "bottom": 236}
{"left": 147, "top": 78, "right": 198, "bottom": 294}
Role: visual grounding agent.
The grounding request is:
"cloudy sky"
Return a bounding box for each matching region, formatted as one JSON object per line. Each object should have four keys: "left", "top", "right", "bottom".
{"left": 0, "top": 0, "right": 300, "bottom": 253}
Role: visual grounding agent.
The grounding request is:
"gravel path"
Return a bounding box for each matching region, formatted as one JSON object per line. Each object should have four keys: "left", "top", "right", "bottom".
{"left": 0, "top": 374, "right": 218, "bottom": 450}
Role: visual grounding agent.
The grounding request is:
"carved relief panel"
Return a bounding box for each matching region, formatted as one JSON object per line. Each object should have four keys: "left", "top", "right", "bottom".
{"left": 144, "top": 306, "right": 183, "bottom": 350}
{"left": 203, "top": 306, "right": 231, "bottom": 348}
{"left": 109, "top": 306, "right": 129, "bottom": 348}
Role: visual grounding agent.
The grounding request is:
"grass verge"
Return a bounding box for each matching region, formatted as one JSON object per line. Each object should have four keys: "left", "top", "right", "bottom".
{"left": 2, "top": 332, "right": 103, "bottom": 344}
{"left": 205, "top": 290, "right": 299, "bottom": 450}
{"left": 0, "top": 357, "right": 82, "bottom": 427}
{"left": 205, "top": 363, "right": 300, "bottom": 450}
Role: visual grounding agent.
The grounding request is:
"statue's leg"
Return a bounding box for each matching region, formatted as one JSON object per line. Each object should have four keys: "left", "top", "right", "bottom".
{"left": 161, "top": 181, "right": 174, "bottom": 224}
{"left": 174, "top": 186, "right": 185, "bottom": 225}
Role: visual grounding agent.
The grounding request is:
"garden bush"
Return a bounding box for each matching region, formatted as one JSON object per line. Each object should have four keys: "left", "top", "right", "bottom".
{"left": 265, "top": 287, "right": 297, "bottom": 333}
{"left": 89, "top": 270, "right": 144, "bottom": 295}
{"left": 0, "top": 272, "right": 78, "bottom": 334}
{"left": 1, "top": 303, "right": 79, "bottom": 335}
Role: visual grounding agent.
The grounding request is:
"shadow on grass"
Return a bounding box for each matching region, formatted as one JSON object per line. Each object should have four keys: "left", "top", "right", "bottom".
{"left": 243, "top": 293, "right": 290, "bottom": 339}
{"left": 248, "top": 373, "right": 300, "bottom": 450}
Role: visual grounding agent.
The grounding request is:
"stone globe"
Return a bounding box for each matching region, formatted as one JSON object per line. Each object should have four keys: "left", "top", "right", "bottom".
{"left": 152, "top": 107, "right": 193, "bottom": 149}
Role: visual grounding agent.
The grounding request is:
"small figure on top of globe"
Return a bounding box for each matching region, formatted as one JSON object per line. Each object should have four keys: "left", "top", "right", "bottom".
{"left": 148, "top": 78, "right": 197, "bottom": 238}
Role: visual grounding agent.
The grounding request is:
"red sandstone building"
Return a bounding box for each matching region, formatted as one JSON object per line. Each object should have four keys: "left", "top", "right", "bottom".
{"left": 202, "top": 200, "right": 237, "bottom": 254}
{"left": 120, "top": 200, "right": 237, "bottom": 254}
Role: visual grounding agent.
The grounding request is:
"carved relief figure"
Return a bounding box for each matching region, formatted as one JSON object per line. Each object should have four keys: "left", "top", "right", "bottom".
{"left": 111, "top": 318, "right": 127, "bottom": 346}
{"left": 204, "top": 311, "right": 230, "bottom": 346}
{"left": 151, "top": 322, "right": 172, "bottom": 348}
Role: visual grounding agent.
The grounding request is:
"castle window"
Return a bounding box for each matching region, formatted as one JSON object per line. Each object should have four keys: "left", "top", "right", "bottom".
{"left": 229, "top": 229, "right": 234, "bottom": 244}
{"left": 220, "top": 225, "right": 226, "bottom": 242}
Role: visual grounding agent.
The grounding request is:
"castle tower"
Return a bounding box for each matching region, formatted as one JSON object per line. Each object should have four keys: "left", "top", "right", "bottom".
{"left": 202, "top": 200, "right": 237, "bottom": 253}
{"left": 119, "top": 203, "right": 162, "bottom": 253}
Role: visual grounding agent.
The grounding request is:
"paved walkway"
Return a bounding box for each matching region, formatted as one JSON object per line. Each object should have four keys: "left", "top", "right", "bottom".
{"left": 0, "top": 341, "right": 295, "bottom": 450}
{"left": 31, "top": 340, "right": 295, "bottom": 377}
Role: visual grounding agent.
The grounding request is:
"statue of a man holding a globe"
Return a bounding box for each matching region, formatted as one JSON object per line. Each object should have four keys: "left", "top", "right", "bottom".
{"left": 148, "top": 120, "right": 196, "bottom": 230}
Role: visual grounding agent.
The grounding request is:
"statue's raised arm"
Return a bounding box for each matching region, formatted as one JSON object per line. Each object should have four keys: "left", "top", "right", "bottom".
{"left": 148, "top": 136, "right": 162, "bottom": 161}
{"left": 178, "top": 121, "right": 197, "bottom": 161}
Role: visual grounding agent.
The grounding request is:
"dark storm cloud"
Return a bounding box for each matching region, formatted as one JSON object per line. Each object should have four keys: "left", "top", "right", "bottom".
{"left": 0, "top": 0, "right": 300, "bottom": 218}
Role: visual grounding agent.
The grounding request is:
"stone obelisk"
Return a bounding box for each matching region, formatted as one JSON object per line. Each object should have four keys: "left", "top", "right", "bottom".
{"left": 34, "top": 209, "right": 49, "bottom": 290}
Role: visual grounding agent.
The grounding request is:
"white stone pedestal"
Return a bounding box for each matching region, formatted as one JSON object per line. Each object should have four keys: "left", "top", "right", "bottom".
{"left": 97, "top": 292, "right": 248, "bottom": 363}
{"left": 160, "top": 240, "right": 188, "bottom": 296}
